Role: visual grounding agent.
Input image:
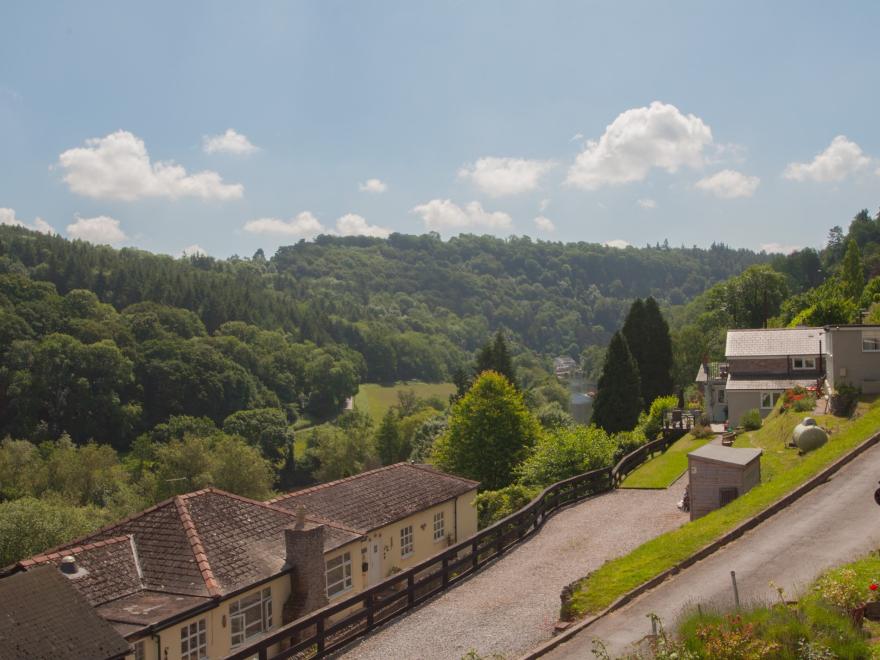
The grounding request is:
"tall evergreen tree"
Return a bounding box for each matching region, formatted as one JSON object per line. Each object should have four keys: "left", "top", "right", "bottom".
{"left": 639, "top": 297, "right": 674, "bottom": 408}
{"left": 841, "top": 238, "right": 865, "bottom": 302}
{"left": 474, "top": 330, "right": 517, "bottom": 388}
{"left": 592, "top": 331, "right": 642, "bottom": 433}
{"left": 621, "top": 298, "right": 647, "bottom": 406}
{"left": 375, "top": 409, "right": 403, "bottom": 465}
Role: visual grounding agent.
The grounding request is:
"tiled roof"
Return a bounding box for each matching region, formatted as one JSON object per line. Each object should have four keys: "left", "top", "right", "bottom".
{"left": 268, "top": 463, "right": 479, "bottom": 532}
{"left": 726, "top": 328, "right": 825, "bottom": 357}
{"left": 0, "top": 565, "right": 130, "bottom": 660}
{"left": 17, "top": 488, "right": 362, "bottom": 604}
{"left": 725, "top": 376, "right": 819, "bottom": 391}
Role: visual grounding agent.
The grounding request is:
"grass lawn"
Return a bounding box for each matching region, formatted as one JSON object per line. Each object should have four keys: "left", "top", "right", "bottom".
{"left": 566, "top": 398, "right": 880, "bottom": 619}
{"left": 353, "top": 382, "right": 455, "bottom": 421}
{"left": 621, "top": 433, "right": 713, "bottom": 489}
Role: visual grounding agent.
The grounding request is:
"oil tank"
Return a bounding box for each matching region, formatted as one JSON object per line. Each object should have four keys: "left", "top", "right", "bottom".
{"left": 570, "top": 392, "right": 593, "bottom": 425}
{"left": 793, "top": 417, "right": 828, "bottom": 453}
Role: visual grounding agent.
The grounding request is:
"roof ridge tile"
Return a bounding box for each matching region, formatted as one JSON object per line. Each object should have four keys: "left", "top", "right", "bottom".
{"left": 173, "top": 496, "right": 221, "bottom": 598}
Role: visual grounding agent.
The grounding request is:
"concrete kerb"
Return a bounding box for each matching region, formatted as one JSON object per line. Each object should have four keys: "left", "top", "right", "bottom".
{"left": 520, "top": 427, "right": 880, "bottom": 660}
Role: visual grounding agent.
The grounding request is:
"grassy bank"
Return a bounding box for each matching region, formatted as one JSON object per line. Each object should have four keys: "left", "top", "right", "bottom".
{"left": 353, "top": 382, "right": 454, "bottom": 421}
{"left": 621, "top": 433, "right": 712, "bottom": 489}
{"left": 567, "top": 398, "right": 880, "bottom": 618}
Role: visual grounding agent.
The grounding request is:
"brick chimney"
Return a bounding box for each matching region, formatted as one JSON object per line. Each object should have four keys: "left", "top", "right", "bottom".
{"left": 282, "top": 515, "right": 328, "bottom": 625}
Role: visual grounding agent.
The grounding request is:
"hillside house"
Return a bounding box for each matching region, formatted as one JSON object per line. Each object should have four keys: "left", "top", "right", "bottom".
{"left": 2, "top": 463, "right": 478, "bottom": 660}
{"left": 553, "top": 356, "right": 578, "bottom": 379}
{"left": 697, "top": 325, "right": 880, "bottom": 425}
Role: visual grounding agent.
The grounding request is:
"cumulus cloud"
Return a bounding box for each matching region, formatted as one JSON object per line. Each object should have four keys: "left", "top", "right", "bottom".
{"left": 783, "top": 136, "right": 871, "bottom": 183}
{"left": 66, "top": 215, "right": 126, "bottom": 245}
{"left": 566, "top": 101, "right": 713, "bottom": 189}
{"left": 202, "top": 129, "right": 258, "bottom": 155}
{"left": 533, "top": 216, "right": 555, "bottom": 232}
{"left": 244, "top": 212, "right": 326, "bottom": 238}
{"left": 696, "top": 169, "right": 760, "bottom": 199}
{"left": 0, "top": 208, "right": 55, "bottom": 234}
{"left": 760, "top": 242, "right": 802, "bottom": 255}
{"left": 637, "top": 198, "right": 657, "bottom": 209}
{"left": 603, "top": 239, "right": 631, "bottom": 249}
{"left": 458, "top": 157, "right": 553, "bottom": 197}
{"left": 243, "top": 211, "right": 390, "bottom": 239}
{"left": 180, "top": 244, "right": 207, "bottom": 257}
{"left": 58, "top": 130, "right": 244, "bottom": 201}
{"left": 358, "top": 178, "right": 388, "bottom": 193}
{"left": 412, "top": 199, "right": 513, "bottom": 232}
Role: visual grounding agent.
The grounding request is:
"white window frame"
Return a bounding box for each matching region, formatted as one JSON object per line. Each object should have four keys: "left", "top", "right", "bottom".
{"left": 864, "top": 331, "right": 880, "bottom": 352}
{"left": 400, "top": 525, "right": 414, "bottom": 558}
{"left": 133, "top": 640, "right": 146, "bottom": 660}
{"left": 792, "top": 356, "right": 816, "bottom": 370}
{"left": 180, "top": 618, "right": 207, "bottom": 660}
{"left": 325, "top": 552, "right": 353, "bottom": 599}
{"left": 433, "top": 511, "right": 445, "bottom": 542}
{"left": 230, "top": 587, "right": 273, "bottom": 648}
{"left": 760, "top": 391, "right": 782, "bottom": 409}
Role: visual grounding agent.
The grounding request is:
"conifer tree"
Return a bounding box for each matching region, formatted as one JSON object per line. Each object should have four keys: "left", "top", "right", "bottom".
{"left": 592, "top": 331, "right": 642, "bottom": 433}
{"left": 375, "top": 409, "right": 403, "bottom": 465}
{"left": 640, "top": 297, "right": 674, "bottom": 407}
{"left": 841, "top": 238, "right": 865, "bottom": 302}
{"left": 474, "top": 330, "right": 517, "bottom": 388}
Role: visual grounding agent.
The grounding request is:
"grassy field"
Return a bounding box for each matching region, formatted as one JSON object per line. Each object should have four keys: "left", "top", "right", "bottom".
{"left": 566, "top": 398, "right": 880, "bottom": 618}
{"left": 621, "top": 433, "right": 712, "bottom": 489}
{"left": 353, "top": 382, "right": 455, "bottom": 421}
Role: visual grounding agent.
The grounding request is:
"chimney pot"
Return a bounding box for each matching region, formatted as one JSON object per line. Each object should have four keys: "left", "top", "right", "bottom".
{"left": 295, "top": 505, "right": 306, "bottom": 528}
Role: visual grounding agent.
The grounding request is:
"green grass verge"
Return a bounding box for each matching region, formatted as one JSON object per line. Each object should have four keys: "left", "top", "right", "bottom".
{"left": 353, "top": 382, "right": 454, "bottom": 421}
{"left": 621, "top": 433, "right": 713, "bottom": 489}
{"left": 567, "top": 398, "right": 880, "bottom": 618}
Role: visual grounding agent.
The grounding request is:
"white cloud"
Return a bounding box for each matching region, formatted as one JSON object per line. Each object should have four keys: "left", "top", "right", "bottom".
{"left": 566, "top": 101, "right": 713, "bottom": 189}
{"left": 202, "top": 129, "right": 258, "bottom": 155}
{"left": 539, "top": 198, "right": 550, "bottom": 212}
{"left": 783, "top": 135, "right": 871, "bottom": 183}
{"left": 695, "top": 169, "right": 760, "bottom": 199}
{"left": 243, "top": 211, "right": 390, "bottom": 239}
{"left": 58, "top": 130, "right": 244, "bottom": 201}
{"left": 570, "top": 132, "right": 584, "bottom": 142}
{"left": 358, "top": 178, "right": 388, "bottom": 193}
{"left": 458, "top": 157, "right": 553, "bottom": 197}
{"left": 334, "top": 213, "right": 391, "bottom": 238}
{"left": 243, "top": 212, "right": 326, "bottom": 238}
{"left": 180, "top": 244, "right": 207, "bottom": 257}
{"left": 412, "top": 199, "right": 513, "bottom": 232}
{"left": 0, "top": 208, "right": 55, "bottom": 234}
{"left": 637, "top": 198, "right": 657, "bottom": 209}
{"left": 533, "top": 216, "right": 555, "bottom": 232}
{"left": 66, "top": 215, "right": 126, "bottom": 245}
{"left": 760, "top": 242, "right": 802, "bottom": 255}
{"left": 603, "top": 239, "right": 631, "bottom": 249}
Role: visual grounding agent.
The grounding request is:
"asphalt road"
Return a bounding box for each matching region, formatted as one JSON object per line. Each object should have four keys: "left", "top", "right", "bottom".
{"left": 544, "top": 441, "right": 880, "bottom": 659}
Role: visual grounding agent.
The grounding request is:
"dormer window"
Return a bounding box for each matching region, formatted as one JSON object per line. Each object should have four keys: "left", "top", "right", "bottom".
{"left": 792, "top": 357, "right": 816, "bottom": 370}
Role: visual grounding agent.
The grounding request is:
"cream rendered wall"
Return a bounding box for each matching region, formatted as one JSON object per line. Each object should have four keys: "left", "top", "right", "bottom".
{"left": 455, "top": 490, "right": 478, "bottom": 541}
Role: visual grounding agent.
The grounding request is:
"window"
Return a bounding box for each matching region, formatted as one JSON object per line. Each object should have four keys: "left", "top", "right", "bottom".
{"left": 792, "top": 357, "right": 816, "bottom": 370}
{"left": 433, "top": 511, "right": 445, "bottom": 542}
{"left": 133, "top": 641, "right": 146, "bottom": 660}
{"left": 180, "top": 618, "right": 207, "bottom": 660}
{"left": 400, "top": 525, "right": 414, "bottom": 558}
{"left": 864, "top": 331, "right": 880, "bottom": 352}
{"left": 760, "top": 391, "right": 782, "bottom": 409}
{"left": 230, "top": 587, "right": 272, "bottom": 647}
{"left": 325, "top": 552, "right": 353, "bottom": 598}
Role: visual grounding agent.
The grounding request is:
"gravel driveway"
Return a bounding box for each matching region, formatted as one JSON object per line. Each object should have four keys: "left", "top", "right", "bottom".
{"left": 337, "top": 478, "right": 688, "bottom": 660}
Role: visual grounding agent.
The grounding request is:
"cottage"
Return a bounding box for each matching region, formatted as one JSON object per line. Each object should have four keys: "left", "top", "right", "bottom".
{"left": 2, "top": 463, "right": 478, "bottom": 660}
{"left": 687, "top": 445, "right": 762, "bottom": 521}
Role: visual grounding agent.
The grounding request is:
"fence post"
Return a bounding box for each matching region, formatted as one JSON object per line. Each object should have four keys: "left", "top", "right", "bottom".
{"left": 496, "top": 526, "right": 504, "bottom": 558}
{"left": 316, "top": 616, "right": 325, "bottom": 654}
{"left": 472, "top": 538, "right": 479, "bottom": 571}
{"left": 365, "top": 590, "right": 374, "bottom": 631}
{"left": 407, "top": 573, "right": 415, "bottom": 608}
{"left": 442, "top": 556, "right": 450, "bottom": 588}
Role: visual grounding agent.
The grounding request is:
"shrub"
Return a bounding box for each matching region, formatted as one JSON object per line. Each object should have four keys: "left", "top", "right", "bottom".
{"left": 692, "top": 423, "right": 715, "bottom": 439}
{"left": 517, "top": 425, "right": 617, "bottom": 487}
{"left": 641, "top": 395, "right": 679, "bottom": 439}
{"left": 740, "top": 408, "right": 762, "bottom": 431}
{"left": 474, "top": 484, "right": 539, "bottom": 528}
{"left": 830, "top": 383, "right": 860, "bottom": 417}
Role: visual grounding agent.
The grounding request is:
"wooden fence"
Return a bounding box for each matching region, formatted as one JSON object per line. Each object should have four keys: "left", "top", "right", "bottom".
{"left": 227, "top": 434, "right": 679, "bottom": 660}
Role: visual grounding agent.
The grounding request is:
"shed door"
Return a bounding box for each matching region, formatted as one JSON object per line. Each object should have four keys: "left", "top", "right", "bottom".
{"left": 719, "top": 487, "right": 739, "bottom": 507}
{"left": 368, "top": 539, "right": 382, "bottom": 586}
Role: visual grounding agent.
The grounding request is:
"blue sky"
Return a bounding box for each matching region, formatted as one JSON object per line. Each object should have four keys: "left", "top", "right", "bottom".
{"left": 1, "top": 1, "right": 879, "bottom": 258}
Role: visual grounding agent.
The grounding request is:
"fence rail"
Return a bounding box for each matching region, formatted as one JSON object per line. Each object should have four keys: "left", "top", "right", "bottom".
{"left": 227, "top": 433, "right": 680, "bottom": 660}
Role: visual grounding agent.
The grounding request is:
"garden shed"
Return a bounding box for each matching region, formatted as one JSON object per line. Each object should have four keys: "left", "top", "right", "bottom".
{"left": 687, "top": 445, "right": 762, "bottom": 520}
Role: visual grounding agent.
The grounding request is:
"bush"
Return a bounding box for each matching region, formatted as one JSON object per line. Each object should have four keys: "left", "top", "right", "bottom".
{"left": 516, "top": 425, "right": 618, "bottom": 487}
{"left": 641, "top": 395, "right": 679, "bottom": 440}
{"left": 692, "top": 423, "right": 715, "bottom": 439}
{"left": 740, "top": 408, "right": 762, "bottom": 431}
{"left": 474, "top": 484, "right": 539, "bottom": 528}
{"left": 830, "top": 383, "right": 860, "bottom": 417}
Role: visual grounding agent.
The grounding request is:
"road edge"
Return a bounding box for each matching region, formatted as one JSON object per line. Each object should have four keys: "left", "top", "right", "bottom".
{"left": 520, "top": 427, "right": 880, "bottom": 659}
